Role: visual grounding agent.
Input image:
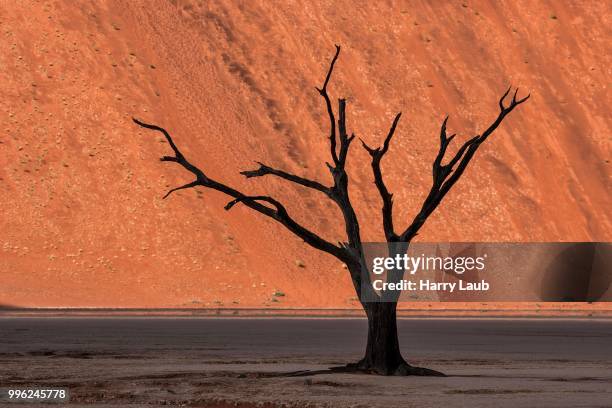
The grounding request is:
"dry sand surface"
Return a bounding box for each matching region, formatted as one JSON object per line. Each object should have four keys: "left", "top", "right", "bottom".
{"left": 1, "top": 317, "right": 611, "bottom": 407}
{"left": 0, "top": 1, "right": 611, "bottom": 308}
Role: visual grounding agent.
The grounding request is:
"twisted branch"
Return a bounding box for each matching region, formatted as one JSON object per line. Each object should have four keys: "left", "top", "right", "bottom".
{"left": 240, "top": 162, "right": 331, "bottom": 196}
{"left": 361, "top": 112, "right": 402, "bottom": 241}
{"left": 132, "top": 118, "right": 346, "bottom": 261}
{"left": 315, "top": 45, "right": 341, "bottom": 165}
{"left": 399, "top": 87, "right": 530, "bottom": 241}
{"left": 243, "top": 46, "right": 362, "bottom": 256}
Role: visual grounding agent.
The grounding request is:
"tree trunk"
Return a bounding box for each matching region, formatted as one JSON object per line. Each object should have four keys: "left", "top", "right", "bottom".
{"left": 360, "top": 302, "right": 404, "bottom": 374}
{"left": 348, "top": 301, "right": 445, "bottom": 376}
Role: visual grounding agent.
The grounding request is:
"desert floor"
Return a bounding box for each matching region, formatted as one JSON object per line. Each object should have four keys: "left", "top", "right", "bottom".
{"left": 1, "top": 317, "right": 611, "bottom": 407}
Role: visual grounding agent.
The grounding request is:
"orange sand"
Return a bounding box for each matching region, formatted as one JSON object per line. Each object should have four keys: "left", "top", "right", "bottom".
{"left": 0, "top": 1, "right": 610, "bottom": 308}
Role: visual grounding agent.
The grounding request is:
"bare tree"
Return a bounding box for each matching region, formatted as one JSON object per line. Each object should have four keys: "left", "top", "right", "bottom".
{"left": 133, "top": 45, "right": 529, "bottom": 376}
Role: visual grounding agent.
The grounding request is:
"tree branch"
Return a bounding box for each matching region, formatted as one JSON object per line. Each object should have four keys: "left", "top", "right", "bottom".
{"left": 361, "top": 112, "right": 402, "bottom": 241}
{"left": 240, "top": 162, "right": 331, "bottom": 196}
{"left": 327, "top": 97, "right": 362, "bottom": 251}
{"left": 162, "top": 180, "right": 200, "bottom": 199}
{"left": 315, "top": 45, "right": 341, "bottom": 165}
{"left": 224, "top": 195, "right": 282, "bottom": 211}
{"left": 336, "top": 99, "right": 356, "bottom": 167}
{"left": 399, "top": 87, "right": 529, "bottom": 241}
{"left": 305, "top": 46, "right": 362, "bottom": 254}
{"left": 132, "top": 118, "right": 347, "bottom": 261}
{"left": 133, "top": 118, "right": 206, "bottom": 180}
{"left": 244, "top": 47, "right": 363, "bottom": 257}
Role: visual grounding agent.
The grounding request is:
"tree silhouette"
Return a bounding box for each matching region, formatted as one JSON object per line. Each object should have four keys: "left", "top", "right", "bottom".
{"left": 133, "top": 45, "right": 529, "bottom": 376}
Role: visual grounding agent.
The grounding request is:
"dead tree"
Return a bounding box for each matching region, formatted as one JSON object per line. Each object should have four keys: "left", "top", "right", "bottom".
{"left": 133, "top": 45, "right": 529, "bottom": 376}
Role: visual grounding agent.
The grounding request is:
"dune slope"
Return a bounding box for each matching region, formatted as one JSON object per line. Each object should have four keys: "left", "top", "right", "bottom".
{"left": 0, "top": 0, "right": 610, "bottom": 307}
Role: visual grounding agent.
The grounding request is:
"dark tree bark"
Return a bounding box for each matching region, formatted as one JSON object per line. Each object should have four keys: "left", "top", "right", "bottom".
{"left": 133, "top": 45, "right": 529, "bottom": 376}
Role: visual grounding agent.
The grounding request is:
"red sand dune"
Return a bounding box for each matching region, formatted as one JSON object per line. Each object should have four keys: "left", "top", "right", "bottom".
{"left": 0, "top": 1, "right": 610, "bottom": 308}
